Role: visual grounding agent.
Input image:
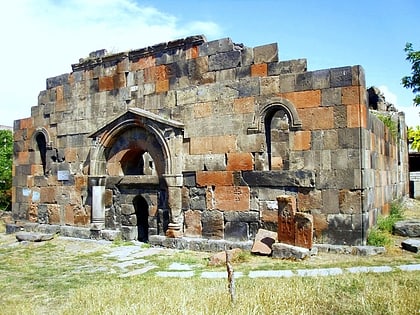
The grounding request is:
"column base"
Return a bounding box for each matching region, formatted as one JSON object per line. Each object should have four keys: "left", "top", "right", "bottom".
{"left": 166, "top": 222, "right": 183, "bottom": 238}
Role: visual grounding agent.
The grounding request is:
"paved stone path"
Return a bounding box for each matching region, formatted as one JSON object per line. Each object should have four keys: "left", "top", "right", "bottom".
{"left": 92, "top": 238, "right": 420, "bottom": 279}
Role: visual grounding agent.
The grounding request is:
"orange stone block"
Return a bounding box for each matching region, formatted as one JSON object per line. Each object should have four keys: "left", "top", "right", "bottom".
{"left": 64, "top": 147, "right": 78, "bottom": 163}
{"left": 347, "top": 104, "right": 367, "bottom": 128}
{"left": 293, "top": 131, "right": 311, "bottom": 151}
{"left": 341, "top": 86, "right": 360, "bottom": 105}
{"left": 113, "top": 73, "right": 126, "bottom": 89}
{"left": 280, "top": 90, "right": 321, "bottom": 108}
{"left": 312, "top": 107, "right": 334, "bottom": 130}
{"left": 190, "top": 136, "right": 213, "bottom": 154}
{"left": 19, "top": 117, "right": 33, "bottom": 129}
{"left": 294, "top": 212, "right": 313, "bottom": 249}
{"left": 214, "top": 186, "right": 250, "bottom": 211}
{"left": 48, "top": 204, "right": 61, "bottom": 224}
{"left": 186, "top": 46, "right": 199, "bottom": 59}
{"left": 40, "top": 186, "right": 56, "bottom": 203}
{"left": 130, "top": 56, "right": 155, "bottom": 71}
{"left": 233, "top": 97, "right": 255, "bottom": 114}
{"left": 196, "top": 171, "right": 234, "bottom": 187}
{"left": 251, "top": 63, "right": 268, "bottom": 77}
{"left": 194, "top": 102, "right": 213, "bottom": 118}
{"left": 65, "top": 204, "right": 74, "bottom": 225}
{"left": 212, "top": 135, "right": 236, "bottom": 153}
{"left": 17, "top": 151, "right": 29, "bottom": 165}
{"left": 99, "top": 76, "right": 114, "bottom": 91}
{"left": 226, "top": 152, "right": 254, "bottom": 171}
{"left": 156, "top": 79, "right": 169, "bottom": 93}
{"left": 144, "top": 65, "right": 168, "bottom": 82}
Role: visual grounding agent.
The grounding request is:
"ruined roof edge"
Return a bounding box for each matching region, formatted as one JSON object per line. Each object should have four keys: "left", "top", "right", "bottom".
{"left": 72, "top": 35, "right": 207, "bottom": 71}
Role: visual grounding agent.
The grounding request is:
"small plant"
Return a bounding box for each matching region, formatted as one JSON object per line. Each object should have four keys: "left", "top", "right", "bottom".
{"left": 374, "top": 113, "right": 398, "bottom": 139}
{"left": 367, "top": 201, "right": 405, "bottom": 246}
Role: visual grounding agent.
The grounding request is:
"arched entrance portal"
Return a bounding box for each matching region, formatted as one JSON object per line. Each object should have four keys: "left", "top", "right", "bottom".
{"left": 133, "top": 195, "right": 149, "bottom": 242}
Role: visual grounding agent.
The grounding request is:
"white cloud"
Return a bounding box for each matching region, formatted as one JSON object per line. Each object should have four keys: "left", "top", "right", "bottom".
{"left": 378, "top": 85, "right": 419, "bottom": 127}
{"left": 0, "top": 0, "right": 222, "bottom": 127}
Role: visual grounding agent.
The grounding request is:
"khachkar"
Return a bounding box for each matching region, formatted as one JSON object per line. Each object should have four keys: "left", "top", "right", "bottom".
{"left": 11, "top": 35, "right": 409, "bottom": 247}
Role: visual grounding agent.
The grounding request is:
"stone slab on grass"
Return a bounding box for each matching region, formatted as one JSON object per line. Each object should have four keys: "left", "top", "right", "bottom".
{"left": 251, "top": 228, "right": 277, "bottom": 255}
{"left": 393, "top": 220, "right": 420, "bottom": 237}
{"left": 401, "top": 239, "right": 420, "bottom": 253}
{"left": 272, "top": 242, "right": 310, "bottom": 260}
{"left": 16, "top": 232, "right": 54, "bottom": 242}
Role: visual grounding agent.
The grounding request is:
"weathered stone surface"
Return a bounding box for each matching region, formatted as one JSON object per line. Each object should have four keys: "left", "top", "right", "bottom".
{"left": 352, "top": 246, "right": 386, "bottom": 256}
{"left": 272, "top": 243, "right": 310, "bottom": 260}
{"left": 208, "top": 248, "right": 243, "bottom": 266}
{"left": 401, "top": 239, "right": 420, "bottom": 253}
{"left": 242, "top": 170, "right": 315, "bottom": 188}
{"left": 202, "top": 210, "right": 223, "bottom": 239}
{"left": 184, "top": 210, "right": 202, "bottom": 237}
{"left": 251, "top": 228, "right": 277, "bottom": 255}
{"left": 224, "top": 222, "right": 248, "bottom": 241}
{"left": 16, "top": 232, "right": 54, "bottom": 242}
{"left": 393, "top": 220, "right": 420, "bottom": 237}
{"left": 277, "top": 195, "right": 296, "bottom": 245}
{"left": 208, "top": 51, "right": 241, "bottom": 71}
{"left": 253, "top": 43, "right": 278, "bottom": 64}
{"left": 294, "top": 212, "right": 313, "bottom": 249}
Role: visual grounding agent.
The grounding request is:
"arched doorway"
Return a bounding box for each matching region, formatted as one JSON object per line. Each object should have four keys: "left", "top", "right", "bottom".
{"left": 35, "top": 133, "right": 47, "bottom": 175}
{"left": 133, "top": 195, "right": 149, "bottom": 242}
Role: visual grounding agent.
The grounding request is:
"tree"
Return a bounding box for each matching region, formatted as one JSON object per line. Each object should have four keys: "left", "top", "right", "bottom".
{"left": 408, "top": 126, "right": 420, "bottom": 152}
{"left": 402, "top": 43, "right": 420, "bottom": 106}
{"left": 0, "top": 130, "right": 13, "bottom": 211}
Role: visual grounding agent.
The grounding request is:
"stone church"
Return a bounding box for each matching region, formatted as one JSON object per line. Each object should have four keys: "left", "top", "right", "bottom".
{"left": 11, "top": 35, "right": 409, "bottom": 247}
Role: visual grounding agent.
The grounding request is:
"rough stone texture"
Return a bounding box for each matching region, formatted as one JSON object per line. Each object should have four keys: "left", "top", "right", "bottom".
{"left": 401, "top": 239, "right": 420, "bottom": 253}
{"left": 16, "top": 232, "right": 54, "bottom": 242}
{"left": 11, "top": 35, "right": 409, "bottom": 247}
{"left": 393, "top": 220, "right": 420, "bottom": 237}
{"left": 272, "top": 243, "right": 310, "bottom": 260}
{"left": 251, "top": 228, "right": 278, "bottom": 255}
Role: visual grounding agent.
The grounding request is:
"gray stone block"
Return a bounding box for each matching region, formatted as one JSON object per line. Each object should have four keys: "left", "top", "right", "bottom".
{"left": 295, "top": 72, "right": 313, "bottom": 91}
{"left": 272, "top": 242, "right": 310, "bottom": 260}
{"left": 208, "top": 50, "right": 241, "bottom": 71}
{"left": 59, "top": 226, "right": 91, "bottom": 239}
{"left": 224, "top": 211, "right": 259, "bottom": 222}
{"left": 241, "top": 46, "right": 254, "bottom": 66}
{"left": 322, "top": 88, "right": 341, "bottom": 106}
{"left": 46, "top": 73, "right": 70, "bottom": 89}
{"left": 393, "top": 220, "right": 420, "bottom": 237}
{"left": 242, "top": 170, "right": 315, "bottom": 188}
{"left": 401, "top": 239, "right": 420, "bottom": 253}
{"left": 199, "top": 38, "right": 234, "bottom": 56}
{"left": 352, "top": 246, "right": 385, "bottom": 256}
{"left": 224, "top": 222, "right": 249, "bottom": 241}
{"left": 253, "top": 43, "right": 278, "bottom": 64}
{"left": 16, "top": 232, "right": 54, "bottom": 242}
{"left": 330, "top": 66, "right": 352, "bottom": 88}
{"left": 189, "top": 187, "right": 206, "bottom": 210}
{"left": 268, "top": 59, "right": 307, "bottom": 75}
{"left": 312, "top": 69, "right": 331, "bottom": 89}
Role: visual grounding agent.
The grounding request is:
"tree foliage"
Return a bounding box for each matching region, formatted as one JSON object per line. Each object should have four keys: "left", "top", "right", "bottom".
{"left": 402, "top": 42, "right": 420, "bottom": 106}
{"left": 0, "top": 130, "right": 13, "bottom": 211}
{"left": 408, "top": 125, "right": 420, "bottom": 152}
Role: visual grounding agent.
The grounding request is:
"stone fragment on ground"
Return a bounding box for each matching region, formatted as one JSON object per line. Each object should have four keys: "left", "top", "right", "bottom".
{"left": 393, "top": 220, "right": 420, "bottom": 237}
{"left": 401, "top": 238, "right": 420, "bottom": 253}
{"left": 351, "top": 246, "right": 386, "bottom": 256}
{"left": 15, "top": 231, "right": 54, "bottom": 242}
{"left": 251, "top": 228, "right": 277, "bottom": 255}
{"left": 272, "top": 242, "right": 310, "bottom": 260}
{"left": 208, "top": 248, "right": 242, "bottom": 266}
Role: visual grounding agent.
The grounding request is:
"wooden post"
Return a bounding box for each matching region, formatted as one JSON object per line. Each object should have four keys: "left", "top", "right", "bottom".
{"left": 226, "top": 250, "right": 235, "bottom": 303}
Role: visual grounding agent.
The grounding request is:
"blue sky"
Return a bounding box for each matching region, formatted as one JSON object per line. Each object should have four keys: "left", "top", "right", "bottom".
{"left": 1, "top": 0, "right": 419, "bottom": 127}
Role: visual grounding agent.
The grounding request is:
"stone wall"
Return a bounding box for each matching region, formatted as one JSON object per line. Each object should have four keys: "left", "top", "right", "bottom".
{"left": 12, "top": 35, "right": 409, "bottom": 245}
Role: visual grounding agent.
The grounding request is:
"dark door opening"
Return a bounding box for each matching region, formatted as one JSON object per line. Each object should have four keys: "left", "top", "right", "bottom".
{"left": 133, "top": 195, "right": 149, "bottom": 242}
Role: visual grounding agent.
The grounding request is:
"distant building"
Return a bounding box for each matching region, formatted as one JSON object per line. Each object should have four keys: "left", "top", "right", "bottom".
{"left": 11, "top": 35, "right": 409, "bottom": 246}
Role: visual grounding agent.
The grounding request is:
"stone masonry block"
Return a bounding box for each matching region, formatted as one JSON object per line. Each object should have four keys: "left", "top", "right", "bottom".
{"left": 214, "top": 186, "right": 250, "bottom": 211}
{"left": 330, "top": 66, "right": 353, "bottom": 88}
{"left": 280, "top": 90, "right": 321, "bottom": 108}
{"left": 339, "top": 189, "right": 362, "bottom": 214}
{"left": 322, "top": 189, "right": 339, "bottom": 214}
{"left": 46, "top": 73, "right": 70, "bottom": 89}
{"left": 242, "top": 170, "right": 315, "bottom": 188}
{"left": 253, "top": 43, "right": 278, "bottom": 64}
{"left": 199, "top": 38, "right": 234, "bottom": 57}
{"left": 297, "top": 188, "right": 322, "bottom": 212}
{"left": 322, "top": 88, "right": 341, "bottom": 106}
{"left": 293, "top": 131, "right": 311, "bottom": 151}
{"left": 226, "top": 152, "right": 253, "bottom": 171}
{"left": 260, "top": 76, "right": 280, "bottom": 95}
{"left": 341, "top": 86, "right": 361, "bottom": 105}
{"left": 224, "top": 211, "right": 259, "bottom": 222}
{"left": 251, "top": 63, "right": 267, "bottom": 77}
{"left": 233, "top": 97, "right": 255, "bottom": 114}
{"left": 295, "top": 72, "right": 313, "bottom": 91}
{"left": 268, "top": 59, "right": 307, "bottom": 75}
{"left": 225, "top": 222, "right": 249, "bottom": 241}
{"left": 277, "top": 195, "right": 296, "bottom": 245}
{"left": 312, "top": 69, "right": 331, "bottom": 89}
{"left": 201, "top": 210, "right": 224, "bottom": 239}
{"left": 130, "top": 56, "right": 155, "bottom": 71}
{"left": 184, "top": 210, "right": 202, "bottom": 238}
{"left": 208, "top": 50, "right": 241, "bottom": 71}
{"left": 196, "top": 171, "right": 234, "bottom": 187}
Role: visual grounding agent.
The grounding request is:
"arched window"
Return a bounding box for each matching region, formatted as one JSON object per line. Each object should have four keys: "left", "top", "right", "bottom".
{"left": 35, "top": 133, "right": 47, "bottom": 175}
